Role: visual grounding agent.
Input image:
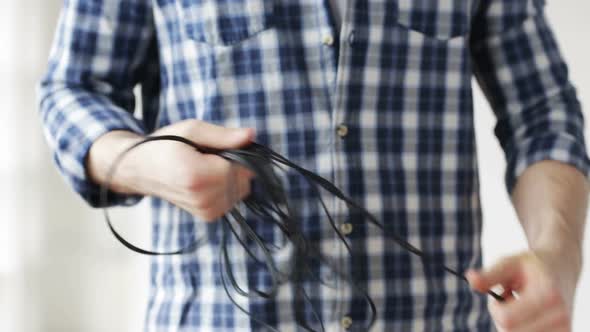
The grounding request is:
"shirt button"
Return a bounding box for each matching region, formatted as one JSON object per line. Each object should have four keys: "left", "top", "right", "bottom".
{"left": 339, "top": 223, "right": 353, "bottom": 235}
{"left": 322, "top": 35, "right": 334, "bottom": 46}
{"left": 341, "top": 316, "right": 353, "bottom": 329}
{"left": 336, "top": 124, "right": 348, "bottom": 138}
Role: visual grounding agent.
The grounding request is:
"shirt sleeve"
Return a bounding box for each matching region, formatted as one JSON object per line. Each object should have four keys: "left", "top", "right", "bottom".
{"left": 38, "top": 0, "right": 156, "bottom": 207}
{"left": 470, "top": 0, "right": 590, "bottom": 193}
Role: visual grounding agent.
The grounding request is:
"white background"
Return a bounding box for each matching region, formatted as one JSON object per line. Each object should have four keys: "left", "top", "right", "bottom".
{"left": 0, "top": 1, "right": 588, "bottom": 331}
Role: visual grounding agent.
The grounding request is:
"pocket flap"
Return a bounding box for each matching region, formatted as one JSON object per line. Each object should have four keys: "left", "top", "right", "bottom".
{"left": 396, "top": 0, "right": 471, "bottom": 40}
{"left": 179, "top": 0, "right": 274, "bottom": 45}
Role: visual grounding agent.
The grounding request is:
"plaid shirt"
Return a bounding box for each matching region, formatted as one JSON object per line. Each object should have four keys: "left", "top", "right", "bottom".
{"left": 39, "top": 0, "right": 590, "bottom": 331}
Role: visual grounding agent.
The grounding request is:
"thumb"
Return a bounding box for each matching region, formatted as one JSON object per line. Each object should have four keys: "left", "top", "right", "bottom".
{"left": 466, "top": 256, "right": 522, "bottom": 293}
{"left": 186, "top": 121, "right": 255, "bottom": 149}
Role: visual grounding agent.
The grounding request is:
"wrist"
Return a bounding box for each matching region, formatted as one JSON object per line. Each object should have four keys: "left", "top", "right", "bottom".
{"left": 526, "top": 211, "right": 583, "bottom": 265}
{"left": 531, "top": 240, "right": 583, "bottom": 297}
{"left": 87, "top": 130, "right": 145, "bottom": 194}
{"left": 531, "top": 244, "right": 583, "bottom": 314}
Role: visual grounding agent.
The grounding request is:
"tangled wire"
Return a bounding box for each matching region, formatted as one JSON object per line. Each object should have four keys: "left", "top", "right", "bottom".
{"left": 100, "top": 135, "right": 503, "bottom": 331}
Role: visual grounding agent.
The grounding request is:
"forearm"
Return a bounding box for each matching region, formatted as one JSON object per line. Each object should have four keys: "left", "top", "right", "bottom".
{"left": 512, "top": 160, "right": 589, "bottom": 275}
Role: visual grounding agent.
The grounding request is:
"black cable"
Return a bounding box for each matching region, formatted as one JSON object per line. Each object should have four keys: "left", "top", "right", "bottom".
{"left": 100, "top": 135, "right": 504, "bottom": 331}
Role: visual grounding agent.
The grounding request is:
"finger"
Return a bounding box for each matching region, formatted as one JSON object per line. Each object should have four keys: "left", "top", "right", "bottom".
{"left": 465, "top": 257, "right": 522, "bottom": 293}
{"left": 186, "top": 120, "right": 255, "bottom": 149}
{"left": 489, "top": 286, "right": 563, "bottom": 330}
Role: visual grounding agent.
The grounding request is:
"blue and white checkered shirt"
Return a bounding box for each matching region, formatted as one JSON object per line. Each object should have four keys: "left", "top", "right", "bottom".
{"left": 39, "top": 0, "right": 590, "bottom": 331}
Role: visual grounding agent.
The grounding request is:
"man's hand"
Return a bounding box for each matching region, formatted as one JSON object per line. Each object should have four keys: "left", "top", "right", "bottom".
{"left": 466, "top": 160, "right": 588, "bottom": 332}
{"left": 87, "top": 119, "right": 255, "bottom": 221}
{"left": 466, "top": 249, "right": 576, "bottom": 332}
{"left": 464, "top": 161, "right": 587, "bottom": 332}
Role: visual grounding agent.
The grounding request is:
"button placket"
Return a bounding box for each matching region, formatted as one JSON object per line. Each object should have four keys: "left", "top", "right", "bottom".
{"left": 323, "top": 32, "right": 338, "bottom": 88}
{"left": 330, "top": 0, "right": 356, "bottom": 323}
{"left": 317, "top": 14, "right": 338, "bottom": 98}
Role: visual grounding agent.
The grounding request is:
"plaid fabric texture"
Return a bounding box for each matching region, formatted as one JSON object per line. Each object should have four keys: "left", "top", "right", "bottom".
{"left": 38, "top": 0, "right": 590, "bottom": 331}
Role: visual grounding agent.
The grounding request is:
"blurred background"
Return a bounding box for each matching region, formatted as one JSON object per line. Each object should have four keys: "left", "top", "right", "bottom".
{"left": 0, "top": 0, "right": 588, "bottom": 331}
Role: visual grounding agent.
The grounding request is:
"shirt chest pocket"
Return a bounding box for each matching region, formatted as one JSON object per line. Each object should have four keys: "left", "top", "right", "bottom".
{"left": 178, "top": 0, "right": 275, "bottom": 46}
{"left": 396, "top": 0, "right": 472, "bottom": 40}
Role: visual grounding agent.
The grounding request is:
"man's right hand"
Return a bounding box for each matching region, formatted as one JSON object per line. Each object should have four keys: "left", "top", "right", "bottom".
{"left": 87, "top": 119, "right": 256, "bottom": 221}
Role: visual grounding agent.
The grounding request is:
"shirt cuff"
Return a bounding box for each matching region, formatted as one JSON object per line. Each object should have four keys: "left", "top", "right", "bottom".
{"left": 505, "top": 133, "right": 590, "bottom": 193}
{"left": 57, "top": 107, "right": 147, "bottom": 208}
